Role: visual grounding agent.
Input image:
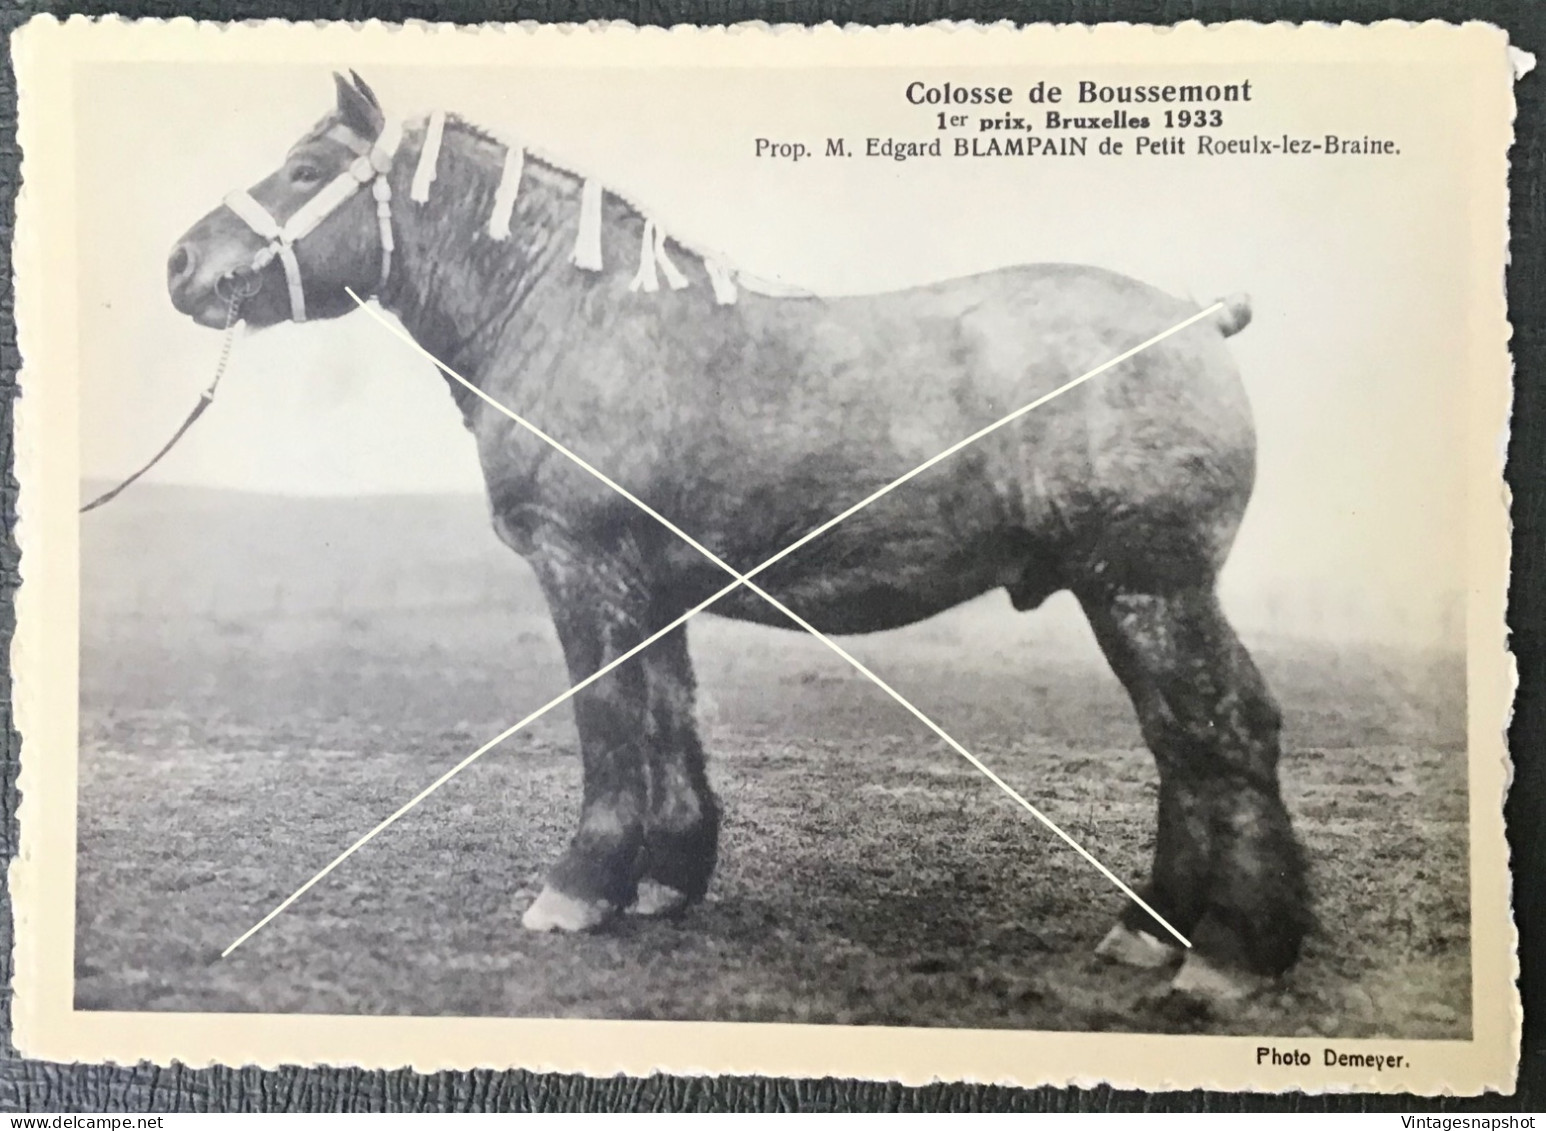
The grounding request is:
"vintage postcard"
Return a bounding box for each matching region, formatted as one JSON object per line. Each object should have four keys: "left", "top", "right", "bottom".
{"left": 9, "top": 15, "right": 1522, "bottom": 1093}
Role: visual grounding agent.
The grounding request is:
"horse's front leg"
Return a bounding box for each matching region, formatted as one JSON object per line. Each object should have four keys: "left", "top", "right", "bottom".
{"left": 521, "top": 548, "right": 654, "bottom": 933}
{"left": 630, "top": 621, "right": 720, "bottom": 918}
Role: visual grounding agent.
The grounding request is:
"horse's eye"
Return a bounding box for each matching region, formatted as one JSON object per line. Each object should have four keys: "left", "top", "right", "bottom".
{"left": 290, "top": 165, "right": 322, "bottom": 186}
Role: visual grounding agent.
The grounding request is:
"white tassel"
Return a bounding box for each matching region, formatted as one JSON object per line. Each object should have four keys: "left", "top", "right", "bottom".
{"left": 572, "top": 179, "right": 604, "bottom": 271}
{"left": 653, "top": 225, "right": 689, "bottom": 290}
{"left": 629, "top": 220, "right": 690, "bottom": 294}
{"left": 410, "top": 110, "right": 445, "bottom": 204}
{"left": 630, "top": 220, "right": 660, "bottom": 292}
{"left": 705, "top": 259, "right": 738, "bottom": 305}
{"left": 487, "top": 144, "right": 525, "bottom": 240}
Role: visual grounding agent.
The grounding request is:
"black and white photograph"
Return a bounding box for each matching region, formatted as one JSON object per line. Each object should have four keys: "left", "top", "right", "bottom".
{"left": 10, "top": 17, "right": 1519, "bottom": 1092}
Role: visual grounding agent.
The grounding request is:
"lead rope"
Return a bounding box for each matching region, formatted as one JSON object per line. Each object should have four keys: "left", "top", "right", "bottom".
{"left": 80, "top": 288, "right": 247, "bottom": 514}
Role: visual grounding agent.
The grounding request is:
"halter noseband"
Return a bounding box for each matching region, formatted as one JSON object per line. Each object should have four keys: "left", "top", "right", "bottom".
{"left": 222, "top": 119, "right": 403, "bottom": 322}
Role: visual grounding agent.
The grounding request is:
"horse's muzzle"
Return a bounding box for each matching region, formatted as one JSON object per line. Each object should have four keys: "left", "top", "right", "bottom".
{"left": 168, "top": 239, "right": 264, "bottom": 327}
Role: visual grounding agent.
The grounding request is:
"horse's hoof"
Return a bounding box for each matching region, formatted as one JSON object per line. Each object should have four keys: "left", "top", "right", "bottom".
{"left": 521, "top": 886, "right": 615, "bottom": 933}
{"left": 1169, "top": 951, "right": 1270, "bottom": 1001}
{"left": 627, "top": 880, "right": 690, "bottom": 919}
{"left": 1095, "top": 923, "right": 1180, "bottom": 969}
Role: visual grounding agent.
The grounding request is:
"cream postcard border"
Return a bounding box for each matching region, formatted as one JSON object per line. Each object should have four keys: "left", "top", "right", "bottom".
{"left": 8, "top": 14, "right": 1522, "bottom": 1095}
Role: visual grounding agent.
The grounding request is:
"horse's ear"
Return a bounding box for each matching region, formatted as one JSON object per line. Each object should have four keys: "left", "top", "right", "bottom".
{"left": 349, "top": 70, "right": 382, "bottom": 109}
{"left": 332, "top": 70, "right": 383, "bottom": 140}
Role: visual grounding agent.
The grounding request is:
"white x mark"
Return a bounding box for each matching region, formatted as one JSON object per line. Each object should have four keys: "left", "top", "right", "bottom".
{"left": 221, "top": 292, "right": 1225, "bottom": 958}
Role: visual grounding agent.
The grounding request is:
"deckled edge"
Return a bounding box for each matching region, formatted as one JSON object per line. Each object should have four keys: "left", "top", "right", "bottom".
{"left": 11, "top": 12, "right": 1536, "bottom": 39}
{"left": 1492, "top": 35, "right": 1530, "bottom": 1104}
{"left": 9, "top": 10, "right": 46, "bottom": 1068}
{"left": 1, "top": 14, "right": 1529, "bottom": 1099}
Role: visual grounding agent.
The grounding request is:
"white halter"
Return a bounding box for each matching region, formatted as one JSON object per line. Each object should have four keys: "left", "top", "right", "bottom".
{"left": 222, "top": 119, "right": 404, "bottom": 322}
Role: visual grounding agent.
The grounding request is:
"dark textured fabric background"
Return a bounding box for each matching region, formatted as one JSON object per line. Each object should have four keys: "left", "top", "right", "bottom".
{"left": 2, "top": 0, "right": 1540, "bottom": 1112}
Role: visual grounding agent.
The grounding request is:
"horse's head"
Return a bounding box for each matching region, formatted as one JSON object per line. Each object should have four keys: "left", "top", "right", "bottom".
{"left": 167, "top": 72, "right": 396, "bottom": 329}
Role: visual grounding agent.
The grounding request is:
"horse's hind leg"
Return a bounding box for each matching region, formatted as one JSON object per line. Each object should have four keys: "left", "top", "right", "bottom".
{"left": 1077, "top": 582, "right": 1310, "bottom": 996}
{"left": 629, "top": 622, "right": 720, "bottom": 918}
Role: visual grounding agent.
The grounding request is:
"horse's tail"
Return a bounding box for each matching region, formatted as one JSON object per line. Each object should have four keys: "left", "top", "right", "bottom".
{"left": 1213, "top": 292, "right": 1252, "bottom": 337}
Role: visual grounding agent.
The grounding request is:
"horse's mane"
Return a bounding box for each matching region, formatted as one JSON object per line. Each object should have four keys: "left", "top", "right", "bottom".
{"left": 433, "top": 111, "right": 814, "bottom": 299}
{"left": 442, "top": 112, "right": 642, "bottom": 219}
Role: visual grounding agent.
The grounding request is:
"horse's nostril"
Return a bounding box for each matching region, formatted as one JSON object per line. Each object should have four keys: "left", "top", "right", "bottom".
{"left": 167, "top": 244, "right": 195, "bottom": 286}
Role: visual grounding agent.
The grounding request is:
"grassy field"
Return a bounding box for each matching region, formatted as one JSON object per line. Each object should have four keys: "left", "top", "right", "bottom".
{"left": 72, "top": 488, "right": 1471, "bottom": 1036}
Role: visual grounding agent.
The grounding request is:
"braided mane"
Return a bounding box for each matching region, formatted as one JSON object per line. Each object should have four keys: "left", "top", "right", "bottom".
{"left": 443, "top": 113, "right": 644, "bottom": 217}
{"left": 431, "top": 111, "right": 813, "bottom": 300}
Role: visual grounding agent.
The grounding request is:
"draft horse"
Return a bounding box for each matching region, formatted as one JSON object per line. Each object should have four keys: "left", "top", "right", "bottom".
{"left": 166, "top": 73, "right": 1311, "bottom": 998}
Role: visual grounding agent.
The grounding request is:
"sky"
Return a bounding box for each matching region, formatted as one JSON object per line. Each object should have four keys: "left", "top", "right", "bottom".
{"left": 68, "top": 57, "right": 1493, "bottom": 645}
